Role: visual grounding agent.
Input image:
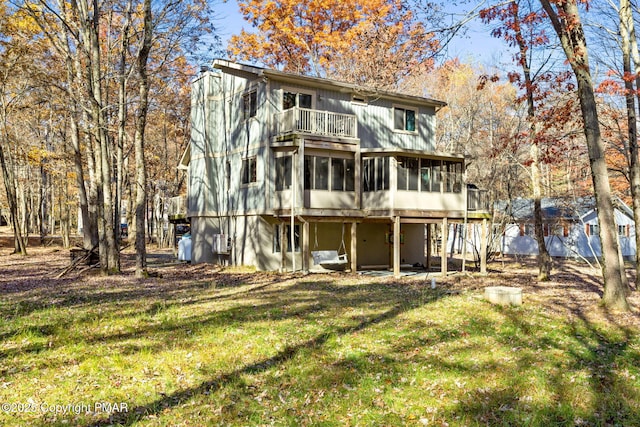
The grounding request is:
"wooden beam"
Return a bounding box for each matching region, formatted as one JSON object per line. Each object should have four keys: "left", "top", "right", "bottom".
{"left": 481, "top": 218, "right": 488, "bottom": 274}
{"left": 350, "top": 222, "right": 357, "bottom": 272}
{"left": 441, "top": 217, "right": 448, "bottom": 276}
{"left": 279, "top": 222, "right": 286, "bottom": 272}
{"left": 393, "top": 216, "right": 401, "bottom": 278}
{"left": 302, "top": 220, "right": 310, "bottom": 273}
{"left": 425, "top": 224, "right": 431, "bottom": 270}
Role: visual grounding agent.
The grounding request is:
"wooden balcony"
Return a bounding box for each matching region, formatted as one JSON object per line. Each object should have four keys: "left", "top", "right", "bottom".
{"left": 468, "top": 187, "right": 490, "bottom": 212}
{"left": 273, "top": 107, "right": 358, "bottom": 139}
{"left": 168, "top": 195, "right": 187, "bottom": 222}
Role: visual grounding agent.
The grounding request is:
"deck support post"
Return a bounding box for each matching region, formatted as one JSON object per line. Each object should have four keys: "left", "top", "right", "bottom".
{"left": 425, "top": 223, "right": 432, "bottom": 270}
{"left": 350, "top": 222, "right": 357, "bottom": 272}
{"left": 441, "top": 217, "right": 448, "bottom": 276}
{"left": 393, "top": 216, "right": 401, "bottom": 278}
{"left": 302, "top": 219, "right": 309, "bottom": 273}
{"left": 280, "top": 221, "right": 286, "bottom": 272}
{"left": 481, "top": 218, "right": 488, "bottom": 274}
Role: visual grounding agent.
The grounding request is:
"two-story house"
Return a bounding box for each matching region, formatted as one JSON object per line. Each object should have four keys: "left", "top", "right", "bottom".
{"left": 184, "top": 59, "right": 490, "bottom": 275}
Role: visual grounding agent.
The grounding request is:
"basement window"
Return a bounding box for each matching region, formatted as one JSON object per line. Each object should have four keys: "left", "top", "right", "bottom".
{"left": 273, "top": 224, "right": 300, "bottom": 253}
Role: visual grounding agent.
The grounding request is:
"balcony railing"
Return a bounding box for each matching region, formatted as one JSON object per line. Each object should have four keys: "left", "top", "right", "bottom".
{"left": 468, "top": 188, "right": 490, "bottom": 212}
{"left": 168, "top": 195, "right": 187, "bottom": 220}
{"left": 273, "top": 107, "right": 357, "bottom": 139}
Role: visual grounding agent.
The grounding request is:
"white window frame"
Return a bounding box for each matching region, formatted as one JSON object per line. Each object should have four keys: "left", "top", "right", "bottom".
{"left": 392, "top": 104, "right": 418, "bottom": 134}
{"left": 282, "top": 86, "right": 316, "bottom": 110}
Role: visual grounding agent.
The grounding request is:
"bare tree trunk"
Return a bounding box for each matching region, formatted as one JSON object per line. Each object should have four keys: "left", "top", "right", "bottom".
{"left": 512, "top": 1, "right": 552, "bottom": 280}
{"left": 115, "top": 1, "right": 133, "bottom": 255}
{"left": 0, "top": 143, "right": 27, "bottom": 255}
{"left": 0, "top": 59, "right": 27, "bottom": 254}
{"left": 621, "top": 0, "right": 640, "bottom": 290}
{"left": 540, "top": 0, "right": 629, "bottom": 310}
{"left": 134, "top": 0, "right": 153, "bottom": 277}
{"left": 76, "top": 0, "right": 119, "bottom": 273}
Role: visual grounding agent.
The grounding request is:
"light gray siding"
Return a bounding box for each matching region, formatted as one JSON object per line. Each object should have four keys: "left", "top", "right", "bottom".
{"left": 187, "top": 61, "right": 468, "bottom": 271}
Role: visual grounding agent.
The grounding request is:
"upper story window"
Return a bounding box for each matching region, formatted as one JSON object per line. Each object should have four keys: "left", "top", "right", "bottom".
{"left": 363, "top": 157, "right": 390, "bottom": 192}
{"left": 283, "top": 90, "right": 313, "bottom": 110}
{"left": 394, "top": 106, "right": 416, "bottom": 132}
{"left": 421, "top": 159, "right": 441, "bottom": 192}
{"left": 304, "top": 156, "right": 329, "bottom": 190}
{"left": 304, "top": 155, "right": 354, "bottom": 191}
{"left": 397, "top": 157, "right": 419, "bottom": 191}
{"left": 243, "top": 91, "right": 257, "bottom": 120}
{"left": 241, "top": 156, "right": 257, "bottom": 185}
{"left": 351, "top": 94, "right": 368, "bottom": 105}
{"left": 331, "top": 158, "right": 355, "bottom": 191}
{"left": 396, "top": 157, "right": 463, "bottom": 193}
{"left": 443, "top": 161, "right": 463, "bottom": 193}
{"left": 275, "top": 155, "right": 292, "bottom": 191}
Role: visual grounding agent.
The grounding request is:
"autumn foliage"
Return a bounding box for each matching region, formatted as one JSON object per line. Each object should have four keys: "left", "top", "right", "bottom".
{"left": 229, "top": 0, "right": 439, "bottom": 89}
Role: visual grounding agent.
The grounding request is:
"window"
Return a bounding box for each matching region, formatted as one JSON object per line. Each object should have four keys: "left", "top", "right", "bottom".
{"left": 243, "top": 91, "right": 257, "bottom": 119}
{"left": 275, "top": 156, "right": 292, "bottom": 191}
{"left": 283, "top": 91, "right": 312, "bottom": 110}
{"left": 305, "top": 155, "right": 354, "bottom": 191}
{"left": 443, "top": 161, "right": 463, "bottom": 193}
{"left": 524, "top": 224, "right": 534, "bottom": 237}
{"left": 421, "top": 159, "right": 441, "bottom": 192}
{"left": 241, "top": 157, "right": 257, "bottom": 185}
{"left": 397, "top": 157, "right": 462, "bottom": 193}
{"left": 397, "top": 157, "right": 419, "bottom": 191}
{"left": 423, "top": 160, "right": 441, "bottom": 192}
{"left": 331, "top": 158, "right": 355, "bottom": 191}
{"left": 315, "top": 157, "right": 329, "bottom": 190}
{"left": 619, "top": 225, "right": 628, "bottom": 237}
{"left": 552, "top": 224, "right": 564, "bottom": 236}
{"left": 351, "top": 94, "right": 367, "bottom": 105}
{"left": 587, "top": 224, "right": 599, "bottom": 236}
{"left": 274, "top": 224, "right": 300, "bottom": 253}
{"left": 394, "top": 107, "right": 416, "bottom": 132}
{"left": 363, "top": 157, "right": 389, "bottom": 192}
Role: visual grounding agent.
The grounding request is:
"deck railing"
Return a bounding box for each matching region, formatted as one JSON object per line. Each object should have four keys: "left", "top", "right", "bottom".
{"left": 168, "top": 195, "right": 187, "bottom": 220}
{"left": 468, "top": 188, "right": 490, "bottom": 211}
{"left": 273, "top": 107, "right": 357, "bottom": 139}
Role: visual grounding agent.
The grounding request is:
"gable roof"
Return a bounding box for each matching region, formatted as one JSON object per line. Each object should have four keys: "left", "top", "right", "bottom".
{"left": 211, "top": 59, "right": 447, "bottom": 111}
{"left": 494, "top": 197, "right": 594, "bottom": 222}
{"left": 494, "top": 196, "right": 633, "bottom": 222}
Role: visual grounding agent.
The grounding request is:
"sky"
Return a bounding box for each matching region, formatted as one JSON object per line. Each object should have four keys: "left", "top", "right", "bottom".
{"left": 211, "top": 0, "right": 512, "bottom": 68}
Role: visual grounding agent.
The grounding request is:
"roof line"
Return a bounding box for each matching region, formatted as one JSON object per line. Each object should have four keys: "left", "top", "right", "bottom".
{"left": 211, "top": 59, "right": 447, "bottom": 110}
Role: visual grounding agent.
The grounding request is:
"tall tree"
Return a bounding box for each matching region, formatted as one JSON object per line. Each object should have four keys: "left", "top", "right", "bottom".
{"left": 19, "top": 0, "right": 213, "bottom": 274}
{"left": 618, "top": 0, "right": 640, "bottom": 290}
{"left": 481, "top": 0, "right": 558, "bottom": 281}
{"left": 229, "top": 0, "right": 439, "bottom": 88}
{"left": 0, "top": 3, "right": 47, "bottom": 255}
{"left": 133, "top": 0, "right": 152, "bottom": 277}
{"left": 539, "top": 0, "right": 630, "bottom": 310}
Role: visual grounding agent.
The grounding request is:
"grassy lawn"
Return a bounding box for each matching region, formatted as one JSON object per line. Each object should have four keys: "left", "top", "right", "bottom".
{"left": 0, "top": 249, "right": 639, "bottom": 426}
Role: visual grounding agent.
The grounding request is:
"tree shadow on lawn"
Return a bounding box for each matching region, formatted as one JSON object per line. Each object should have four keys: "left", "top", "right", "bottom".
{"left": 446, "top": 298, "right": 640, "bottom": 425}
{"left": 0, "top": 269, "right": 306, "bottom": 368}
{"left": 0, "top": 264, "right": 293, "bottom": 320}
{"left": 83, "top": 280, "right": 444, "bottom": 426}
{"left": 0, "top": 273, "right": 440, "bottom": 381}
